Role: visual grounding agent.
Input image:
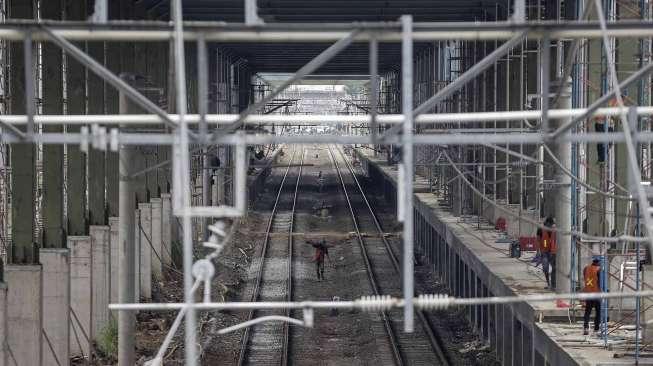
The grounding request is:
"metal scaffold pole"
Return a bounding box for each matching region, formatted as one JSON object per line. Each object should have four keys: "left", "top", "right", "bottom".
{"left": 401, "top": 14, "right": 415, "bottom": 333}
{"left": 118, "top": 80, "right": 136, "bottom": 366}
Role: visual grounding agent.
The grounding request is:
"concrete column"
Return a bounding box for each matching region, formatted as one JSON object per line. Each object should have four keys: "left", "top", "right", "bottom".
{"left": 68, "top": 236, "right": 92, "bottom": 358}
{"left": 109, "top": 217, "right": 120, "bottom": 304}
{"left": 41, "top": 0, "right": 65, "bottom": 249}
{"left": 0, "top": 281, "right": 6, "bottom": 366}
{"left": 9, "top": 0, "right": 36, "bottom": 263}
{"left": 65, "top": 0, "right": 88, "bottom": 237}
{"left": 40, "top": 249, "right": 70, "bottom": 366}
{"left": 642, "top": 265, "right": 653, "bottom": 341}
{"left": 550, "top": 79, "right": 573, "bottom": 293}
{"left": 150, "top": 198, "right": 163, "bottom": 281}
{"left": 161, "top": 193, "right": 173, "bottom": 268}
{"left": 5, "top": 265, "right": 43, "bottom": 365}
{"left": 139, "top": 203, "right": 152, "bottom": 300}
{"left": 90, "top": 226, "right": 111, "bottom": 339}
{"left": 134, "top": 209, "right": 141, "bottom": 302}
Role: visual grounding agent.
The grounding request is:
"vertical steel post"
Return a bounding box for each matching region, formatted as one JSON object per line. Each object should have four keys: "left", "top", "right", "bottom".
{"left": 401, "top": 14, "right": 415, "bottom": 333}
{"left": 170, "top": 0, "right": 197, "bottom": 365}
{"left": 370, "top": 35, "right": 379, "bottom": 144}
{"left": 117, "top": 84, "right": 136, "bottom": 366}
{"left": 198, "top": 36, "right": 211, "bottom": 241}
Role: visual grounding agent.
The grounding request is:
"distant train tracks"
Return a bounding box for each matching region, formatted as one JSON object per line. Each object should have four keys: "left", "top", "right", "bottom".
{"left": 238, "top": 147, "right": 304, "bottom": 366}
{"left": 329, "top": 145, "right": 451, "bottom": 366}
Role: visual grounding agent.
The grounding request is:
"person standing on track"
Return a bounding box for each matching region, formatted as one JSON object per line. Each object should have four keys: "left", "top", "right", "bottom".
{"left": 309, "top": 238, "right": 331, "bottom": 280}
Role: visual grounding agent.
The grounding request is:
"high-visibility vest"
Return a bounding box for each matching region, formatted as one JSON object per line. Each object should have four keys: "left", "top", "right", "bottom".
{"left": 583, "top": 264, "right": 601, "bottom": 293}
{"left": 541, "top": 231, "right": 557, "bottom": 253}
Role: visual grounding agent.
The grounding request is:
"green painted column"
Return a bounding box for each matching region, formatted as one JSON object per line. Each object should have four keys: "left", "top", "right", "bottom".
{"left": 105, "top": 1, "right": 122, "bottom": 218}
{"left": 9, "top": 0, "right": 36, "bottom": 263}
{"left": 64, "top": 0, "right": 87, "bottom": 236}
{"left": 41, "top": 0, "right": 65, "bottom": 248}
{"left": 87, "top": 39, "right": 106, "bottom": 226}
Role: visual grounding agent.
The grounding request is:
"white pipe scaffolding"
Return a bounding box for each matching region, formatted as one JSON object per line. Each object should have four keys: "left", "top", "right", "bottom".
{"left": 3, "top": 106, "right": 653, "bottom": 125}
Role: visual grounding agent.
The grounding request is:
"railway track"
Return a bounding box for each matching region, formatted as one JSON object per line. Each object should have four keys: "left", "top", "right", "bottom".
{"left": 238, "top": 147, "right": 304, "bottom": 366}
{"left": 329, "top": 145, "right": 451, "bottom": 366}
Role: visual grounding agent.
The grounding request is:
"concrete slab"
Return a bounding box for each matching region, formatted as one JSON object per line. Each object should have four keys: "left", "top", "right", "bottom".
{"left": 90, "top": 226, "right": 111, "bottom": 338}
{"left": 0, "top": 281, "right": 7, "bottom": 366}
{"left": 161, "top": 193, "right": 173, "bottom": 268}
{"left": 40, "top": 248, "right": 70, "bottom": 366}
{"left": 150, "top": 198, "right": 163, "bottom": 281}
{"left": 109, "top": 217, "right": 119, "bottom": 304}
{"left": 139, "top": 203, "right": 152, "bottom": 300}
{"left": 5, "top": 265, "right": 43, "bottom": 366}
{"left": 68, "top": 236, "right": 93, "bottom": 358}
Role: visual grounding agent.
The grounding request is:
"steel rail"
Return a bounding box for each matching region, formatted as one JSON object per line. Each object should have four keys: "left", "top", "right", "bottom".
{"left": 237, "top": 147, "right": 303, "bottom": 366}
{"left": 282, "top": 148, "right": 304, "bottom": 366}
{"left": 327, "top": 146, "right": 403, "bottom": 366}
{"left": 335, "top": 146, "right": 451, "bottom": 366}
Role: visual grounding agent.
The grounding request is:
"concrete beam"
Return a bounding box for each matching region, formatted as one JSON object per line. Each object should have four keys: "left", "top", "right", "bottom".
{"left": 90, "top": 226, "right": 111, "bottom": 339}
{"left": 68, "top": 236, "right": 93, "bottom": 358}
{"left": 5, "top": 265, "right": 43, "bottom": 365}
{"left": 0, "top": 281, "right": 7, "bottom": 366}
{"left": 40, "top": 248, "right": 70, "bottom": 366}
{"left": 109, "top": 217, "right": 120, "bottom": 304}
{"left": 138, "top": 203, "right": 152, "bottom": 300}
{"left": 9, "top": 0, "right": 36, "bottom": 263}
{"left": 150, "top": 198, "right": 163, "bottom": 281}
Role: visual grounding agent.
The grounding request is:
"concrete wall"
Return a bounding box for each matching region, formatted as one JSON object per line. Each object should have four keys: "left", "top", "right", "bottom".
{"left": 68, "top": 236, "right": 92, "bottom": 357}
{"left": 0, "top": 281, "right": 7, "bottom": 366}
{"left": 5, "top": 265, "right": 43, "bottom": 366}
{"left": 90, "top": 226, "right": 111, "bottom": 338}
{"left": 40, "top": 248, "right": 70, "bottom": 366}
{"left": 138, "top": 203, "right": 152, "bottom": 300}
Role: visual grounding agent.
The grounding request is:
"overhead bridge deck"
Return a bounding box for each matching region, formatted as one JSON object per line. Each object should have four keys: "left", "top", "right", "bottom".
{"left": 354, "top": 147, "right": 639, "bottom": 366}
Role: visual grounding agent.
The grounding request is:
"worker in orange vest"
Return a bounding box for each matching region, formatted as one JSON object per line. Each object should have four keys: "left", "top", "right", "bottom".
{"left": 583, "top": 258, "right": 602, "bottom": 335}
{"left": 539, "top": 216, "right": 557, "bottom": 290}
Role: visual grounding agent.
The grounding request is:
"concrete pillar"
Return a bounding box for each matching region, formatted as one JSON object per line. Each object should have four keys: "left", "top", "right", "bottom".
{"left": 642, "top": 265, "right": 653, "bottom": 341}
{"left": 40, "top": 249, "right": 70, "bottom": 366}
{"left": 41, "top": 0, "right": 65, "bottom": 249}
{"left": 0, "top": 281, "right": 6, "bottom": 366}
{"left": 9, "top": 0, "right": 37, "bottom": 264}
{"left": 5, "top": 265, "right": 43, "bottom": 365}
{"left": 138, "top": 203, "right": 152, "bottom": 300}
{"left": 161, "top": 193, "right": 173, "bottom": 268}
{"left": 109, "top": 217, "right": 120, "bottom": 304}
{"left": 550, "top": 79, "right": 573, "bottom": 293}
{"left": 105, "top": 3, "right": 121, "bottom": 219}
{"left": 68, "top": 236, "right": 93, "bottom": 358}
{"left": 90, "top": 226, "right": 111, "bottom": 339}
{"left": 151, "top": 198, "right": 163, "bottom": 281}
{"left": 134, "top": 209, "right": 141, "bottom": 301}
